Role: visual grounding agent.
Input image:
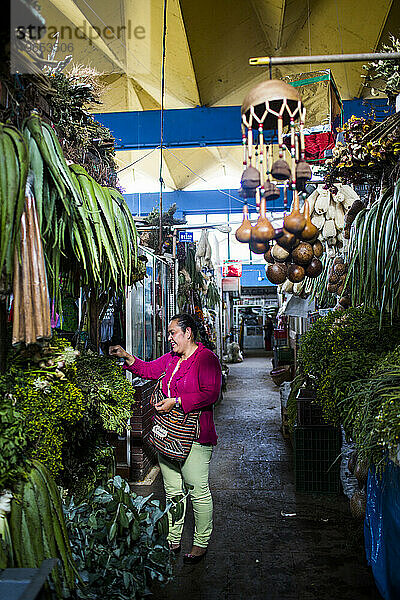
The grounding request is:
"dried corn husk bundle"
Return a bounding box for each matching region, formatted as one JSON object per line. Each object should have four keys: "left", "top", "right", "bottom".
{"left": 311, "top": 213, "right": 325, "bottom": 229}
{"left": 195, "top": 229, "right": 213, "bottom": 270}
{"left": 309, "top": 183, "right": 361, "bottom": 256}
{"left": 334, "top": 203, "right": 345, "bottom": 230}
{"left": 12, "top": 185, "right": 51, "bottom": 345}
{"left": 314, "top": 191, "right": 330, "bottom": 214}
{"left": 307, "top": 189, "right": 319, "bottom": 215}
{"left": 279, "top": 279, "right": 294, "bottom": 294}
{"left": 322, "top": 219, "right": 336, "bottom": 239}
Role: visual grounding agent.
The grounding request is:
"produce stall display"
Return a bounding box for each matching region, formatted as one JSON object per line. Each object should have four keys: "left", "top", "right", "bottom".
{"left": 0, "top": 42, "right": 176, "bottom": 599}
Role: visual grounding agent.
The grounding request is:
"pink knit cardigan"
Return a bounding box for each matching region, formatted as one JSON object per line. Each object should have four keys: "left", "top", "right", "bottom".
{"left": 124, "top": 342, "right": 221, "bottom": 445}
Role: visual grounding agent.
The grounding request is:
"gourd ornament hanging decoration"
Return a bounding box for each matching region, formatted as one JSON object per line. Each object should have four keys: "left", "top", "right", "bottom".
{"left": 234, "top": 79, "right": 324, "bottom": 291}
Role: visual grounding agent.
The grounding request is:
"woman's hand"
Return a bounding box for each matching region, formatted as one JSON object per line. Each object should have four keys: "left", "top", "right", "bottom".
{"left": 109, "top": 345, "right": 135, "bottom": 366}
{"left": 155, "top": 397, "right": 177, "bottom": 413}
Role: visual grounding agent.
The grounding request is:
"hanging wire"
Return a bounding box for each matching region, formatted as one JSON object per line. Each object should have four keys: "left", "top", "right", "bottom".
{"left": 307, "top": 0, "right": 312, "bottom": 72}
{"left": 334, "top": 0, "right": 351, "bottom": 98}
{"left": 116, "top": 146, "right": 161, "bottom": 174}
{"left": 159, "top": 0, "right": 168, "bottom": 252}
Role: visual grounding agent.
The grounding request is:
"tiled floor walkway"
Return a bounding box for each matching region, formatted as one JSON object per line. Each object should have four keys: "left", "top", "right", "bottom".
{"left": 134, "top": 352, "right": 381, "bottom": 600}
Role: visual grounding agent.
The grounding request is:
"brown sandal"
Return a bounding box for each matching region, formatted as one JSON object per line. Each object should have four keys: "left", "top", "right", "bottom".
{"left": 183, "top": 549, "right": 207, "bottom": 564}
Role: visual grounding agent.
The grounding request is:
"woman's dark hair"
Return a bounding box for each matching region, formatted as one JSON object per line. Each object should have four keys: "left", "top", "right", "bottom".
{"left": 170, "top": 313, "right": 199, "bottom": 340}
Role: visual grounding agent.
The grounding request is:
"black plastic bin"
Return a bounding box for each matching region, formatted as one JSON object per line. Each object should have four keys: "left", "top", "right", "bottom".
{"left": 296, "top": 389, "right": 327, "bottom": 427}
{"left": 294, "top": 425, "right": 342, "bottom": 494}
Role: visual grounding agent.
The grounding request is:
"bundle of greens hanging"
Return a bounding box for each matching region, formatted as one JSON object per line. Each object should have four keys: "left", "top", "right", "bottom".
{"left": 12, "top": 177, "right": 51, "bottom": 346}
{"left": 0, "top": 123, "right": 28, "bottom": 294}
{"left": 22, "top": 112, "right": 140, "bottom": 312}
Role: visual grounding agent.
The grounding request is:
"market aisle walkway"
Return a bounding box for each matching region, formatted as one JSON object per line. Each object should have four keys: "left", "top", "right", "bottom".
{"left": 135, "top": 353, "right": 380, "bottom": 600}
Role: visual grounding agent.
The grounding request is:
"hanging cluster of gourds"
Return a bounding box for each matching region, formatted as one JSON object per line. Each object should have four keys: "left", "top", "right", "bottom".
{"left": 235, "top": 80, "right": 324, "bottom": 286}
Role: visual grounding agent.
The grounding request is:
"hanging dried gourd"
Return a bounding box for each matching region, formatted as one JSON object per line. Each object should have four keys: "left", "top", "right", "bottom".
{"left": 291, "top": 241, "right": 314, "bottom": 266}
{"left": 299, "top": 198, "right": 319, "bottom": 242}
{"left": 266, "top": 263, "right": 288, "bottom": 284}
{"left": 275, "top": 228, "right": 297, "bottom": 250}
{"left": 264, "top": 247, "right": 274, "bottom": 263}
{"left": 271, "top": 243, "right": 290, "bottom": 262}
{"left": 235, "top": 203, "right": 252, "bottom": 243}
{"left": 239, "top": 119, "right": 260, "bottom": 198}
{"left": 284, "top": 192, "right": 306, "bottom": 234}
{"left": 249, "top": 238, "right": 269, "bottom": 254}
{"left": 239, "top": 79, "right": 316, "bottom": 281}
{"left": 312, "top": 239, "right": 323, "bottom": 258}
{"left": 287, "top": 263, "right": 305, "bottom": 283}
{"left": 251, "top": 195, "right": 275, "bottom": 243}
{"left": 305, "top": 257, "right": 323, "bottom": 278}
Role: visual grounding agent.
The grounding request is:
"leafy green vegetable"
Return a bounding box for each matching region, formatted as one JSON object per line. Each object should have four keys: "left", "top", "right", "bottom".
{"left": 0, "top": 380, "right": 28, "bottom": 489}
{"left": 298, "top": 306, "right": 400, "bottom": 425}
{"left": 64, "top": 476, "right": 182, "bottom": 600}
{"left": 341, "top": 345, "right": 400, "bottom": 470}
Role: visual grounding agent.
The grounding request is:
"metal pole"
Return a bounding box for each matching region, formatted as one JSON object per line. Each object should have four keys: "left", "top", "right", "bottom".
{"left": 159, "top": 0, "right": 168, "bottom": 254}
{"left": 249, "top": 51, "right": 400, "bottom": 67}
{"left": 172, "top": 229, "right": 177, "bottom": 258}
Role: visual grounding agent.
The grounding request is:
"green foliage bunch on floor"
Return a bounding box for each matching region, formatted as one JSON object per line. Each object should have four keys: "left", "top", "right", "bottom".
{"left": 0, "top": 378, "right": 28, "bottom": 489}
{"left": 341, "top": 345, "right": 400, "bottom": 469}
{"left": 298, "top": 307, "right": 400, "bottom": 425}
{"left": 64, "top": 476, "right": 177, "bottom": 600}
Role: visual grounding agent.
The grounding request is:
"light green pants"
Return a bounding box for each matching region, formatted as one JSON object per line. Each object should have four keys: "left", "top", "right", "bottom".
{"left": 158, "top": 441, "right": 213, "bottom": 548}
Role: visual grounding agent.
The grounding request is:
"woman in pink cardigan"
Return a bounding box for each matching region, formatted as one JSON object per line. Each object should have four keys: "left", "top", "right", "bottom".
{"left": 110, "top": 313, "right": 221, "bottom": 563}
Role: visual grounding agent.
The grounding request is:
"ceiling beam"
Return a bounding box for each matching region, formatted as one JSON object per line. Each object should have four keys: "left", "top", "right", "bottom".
{"left": 276, "top": 0, "right": 287, "bottom": 51}
{"left": 47, "top": 0, "right": 126, "bottom": 72}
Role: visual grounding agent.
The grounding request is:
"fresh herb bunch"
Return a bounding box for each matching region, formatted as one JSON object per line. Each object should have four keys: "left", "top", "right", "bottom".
{"left": 61, "top": 352, "right": 135, "bottom": 499}
{"left": 0, "top": 338, "right": 136, "bottom": 497}
{"left": 75, "top": 352, "right": 134, "bottom": 433}
{"left": 142, "top": 203, "right": 185, "bottom": 253}
{"left": 64, "top": 476, "right": 176, "bottom": 600}
{"left": 13, "top": 371, "right": 85, "bottom": 477}
{"left": 341, "top": 344, "right": 400, "bottom": 469}
{"left": 298, "top": 307, "right": 400, "bottom": 424}
{"left": 7, "top": 337, "right": 83, "bottom": 476}
{"left": 345, "top": 181, "right": 400, "bottom": 322}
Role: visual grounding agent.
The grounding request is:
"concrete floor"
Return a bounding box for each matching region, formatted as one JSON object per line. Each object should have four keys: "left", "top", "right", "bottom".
{"left": 133, "top": 352, "right": 381, "bottom": 600}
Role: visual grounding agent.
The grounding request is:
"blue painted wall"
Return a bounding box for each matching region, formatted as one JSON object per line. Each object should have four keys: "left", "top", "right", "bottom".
{"left": 94, "top": 99, "right": 392, "bottom": 150}
{"left": 96, "top": 106, "right": 242, "bottom": 150}
{"left": 343, "top": 98, "right": 393, "bottom": 123}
